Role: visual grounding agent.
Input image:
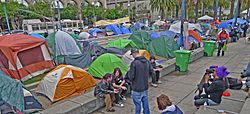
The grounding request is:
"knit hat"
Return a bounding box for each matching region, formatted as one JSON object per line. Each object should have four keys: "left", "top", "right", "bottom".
{"left": 216, "top": 66, "right": 230, "bottom": 78}
{"left": 209, "top": 65, "right": 218, "bottom": 69}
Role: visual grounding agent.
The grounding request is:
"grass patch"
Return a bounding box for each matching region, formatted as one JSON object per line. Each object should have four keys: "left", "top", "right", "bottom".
{"left": 22, "top": 74, "right": 45, "bottom": 85}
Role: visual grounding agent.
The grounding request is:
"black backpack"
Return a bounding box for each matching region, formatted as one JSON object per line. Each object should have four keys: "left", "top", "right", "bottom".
{"left": 227, "top": 77, "right": 243, "bottom": 90}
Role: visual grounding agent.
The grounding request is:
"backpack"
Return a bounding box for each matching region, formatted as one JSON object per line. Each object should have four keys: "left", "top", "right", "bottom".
{"left": 227, "top": 77, "right": 243, "bottom": 90}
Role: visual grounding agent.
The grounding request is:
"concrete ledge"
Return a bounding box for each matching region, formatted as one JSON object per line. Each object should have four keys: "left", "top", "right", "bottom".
{"left": 240, "top": 98, "right": 250, "bottom": 114}
{"left": 41, "top": 48, "right": 205, "bottom": 114}
{"left": 160, "top": 48, "right": 204, "bottom": 77}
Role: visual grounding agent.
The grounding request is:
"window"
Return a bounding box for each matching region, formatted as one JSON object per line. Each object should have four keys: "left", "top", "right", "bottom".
{"left": 17, "top": 46, "right": 44, "bottom": 66}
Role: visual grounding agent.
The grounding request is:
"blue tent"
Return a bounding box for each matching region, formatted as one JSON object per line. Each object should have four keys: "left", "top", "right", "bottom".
{"left": 89, "top": 28, "right": 104, "bottom": 38}
{"left": 227, "top": 18, "right": 247, "bottom": 25}
{"left": 28, "top": 33, "right": 45, "bottom": 39}
{"left": 177, "top": 36, "right": 198, "bottom": 47}
{"left": 106, "top": 24, "right": 122, "bottom": 35}
{"left": 150, "top": 32, "right": 160, "bottom": 39}
{"left": 218, "top": 22, "right": 231, "bottom": 29}
{"left": 160, "top": 30, "right": 176, "bottom": 38}
{"left": 134, "top": 22, "right": 145, "bottom": 29}
{"left": 120, "top": 27, "right": 131, "bottom": 34}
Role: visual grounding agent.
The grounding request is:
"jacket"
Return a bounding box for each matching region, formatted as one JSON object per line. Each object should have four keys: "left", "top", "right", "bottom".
{"left": 127, "top": 56, "right": 155, "bottom": 92}
{"left": 94, "top": 81, "right": 114, "bottom": 98}
{"left": 218, "top": 32, "right": 229, "bottom": 41}
{"left": 162, "top": 105, "right": 183, "bottom": 114}
{"left": 203, "top": 78, "right": 226, "bottom": 104}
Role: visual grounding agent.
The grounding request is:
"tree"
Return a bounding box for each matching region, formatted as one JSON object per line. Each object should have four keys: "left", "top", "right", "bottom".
{"left": 61, "top": 4, "right": 78, "bottom": 19}
{"left": 26, "top": 2, "right": 51, "bottom": 19}
{"left": 229, "top": 0, "right": 235, "bottom": 18}
{"left": 150, "top": 0, "right": 175, "bottom": 19}
{"left": 218, "top": 0, "right": 230, "bottom": 21}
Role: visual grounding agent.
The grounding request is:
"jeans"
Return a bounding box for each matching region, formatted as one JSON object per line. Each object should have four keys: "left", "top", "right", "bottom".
{"left": 217, "top": 41, "right": 226, "bottom": 56}
{"left": 114, "top": 83, "right": 129, "bottom": 103}
{"left": 152, "top": 70, "right": 160, "bottom": 84}
{"left": 132, "top": 90, "right": 150, "bottom": 114}
{"left": 194, "top": 95, "right": 218, "bottom": 107}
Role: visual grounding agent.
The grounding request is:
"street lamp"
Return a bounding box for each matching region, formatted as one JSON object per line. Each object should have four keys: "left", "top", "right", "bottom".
{"left": 56, "top": 0, "right": 62, "bottom": 31}
{"left": 92, "top": 1, "right": 95, "bottom": 22}
{"left": 1, "top": 0, "right": 11, "bottom": 33}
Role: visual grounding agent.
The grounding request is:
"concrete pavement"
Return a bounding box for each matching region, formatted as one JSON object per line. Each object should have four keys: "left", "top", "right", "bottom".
{"left": 92, "top": 38, "right": 250, "bottom": 114}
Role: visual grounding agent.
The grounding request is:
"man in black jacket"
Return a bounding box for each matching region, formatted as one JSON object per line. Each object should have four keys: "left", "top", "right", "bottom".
{"left": 127, "top": 48, "right": 155, "bottom": 114}
{"left": 194, "top": 66, "right": 229, "bottom": 108}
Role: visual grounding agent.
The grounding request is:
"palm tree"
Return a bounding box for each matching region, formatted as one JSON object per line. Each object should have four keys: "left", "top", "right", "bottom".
{"left": 229, "top": 0, "right": 235, "bottom": 19}
{"left": 150, "top": 0, "right": 175, "bottom": 19}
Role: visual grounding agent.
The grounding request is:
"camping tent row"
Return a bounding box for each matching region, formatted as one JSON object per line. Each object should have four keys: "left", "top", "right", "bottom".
{"left": 0, "top": 34, "right": 54, "bottom": 81}
{"left": 88, "top": 25, "right": 131, "bottom": 38}
{"left": 218, "top": 18, "right": 248, "bottom": 29}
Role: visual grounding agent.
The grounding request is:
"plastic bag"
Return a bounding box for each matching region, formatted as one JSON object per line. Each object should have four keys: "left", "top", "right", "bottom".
{"left": 222, "top": 42, "right": 227, "bottom": 51}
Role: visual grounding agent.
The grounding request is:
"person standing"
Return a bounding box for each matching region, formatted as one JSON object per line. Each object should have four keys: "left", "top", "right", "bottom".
{"left": 217, "top": 28, "right": 229, "bottom": 56}
{"left": 242, "top": 22, "right": 249, "bottom": 37}
{"left": 127, "top": 48, "right": 155, "bottom": 114}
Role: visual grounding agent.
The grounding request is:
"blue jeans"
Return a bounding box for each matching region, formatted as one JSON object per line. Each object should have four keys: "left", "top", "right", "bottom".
{"left": 131, "top": 90, "right": 150, "bottom": 114}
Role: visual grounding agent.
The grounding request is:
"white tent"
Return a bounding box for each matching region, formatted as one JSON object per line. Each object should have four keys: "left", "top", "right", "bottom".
{"left": 241, "top": 9, "right": 250, "bottom": 14}
{"left": 198, "top": 15, "right": 214, "bottom": 20}
{"left": 169, "top": 21, "right": 202, "bottom": 33}
{"left": 79, "top": 32, "right": 90, "bottom": 39}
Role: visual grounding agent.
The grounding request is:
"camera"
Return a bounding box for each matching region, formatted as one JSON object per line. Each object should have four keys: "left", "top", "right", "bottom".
{"left": 205, "top": 69, "right": 215, "bottom": 74}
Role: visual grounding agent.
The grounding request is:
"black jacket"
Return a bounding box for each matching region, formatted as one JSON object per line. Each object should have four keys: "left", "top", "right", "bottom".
{"left": 94, "top": 81, "right": 114, "bottom": 98}
{"left": 203, "top": 78, "right": 226, "bottom": 104}
{"left": 127, "top": 56, "right": 155, "bottom": 92}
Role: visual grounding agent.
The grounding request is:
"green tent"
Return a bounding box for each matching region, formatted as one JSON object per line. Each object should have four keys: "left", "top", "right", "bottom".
{"left": 106, "top": 38, "right": 138, "bottom": 49}
{"left": 46, "top": 31, "right": 83, "bottom": 60}
{"left": 128, "top": 30, "right": 151, "bottom": 49}
{"left": 88, "top": 53, "right": 128, "bottom": 78}
{"left": 147, "top": 36, "right": 179, "bottom": 59}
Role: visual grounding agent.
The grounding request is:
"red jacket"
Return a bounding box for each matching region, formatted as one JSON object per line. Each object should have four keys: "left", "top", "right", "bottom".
{"left": 218, "top": 32, "right": 229, "bottom": 41}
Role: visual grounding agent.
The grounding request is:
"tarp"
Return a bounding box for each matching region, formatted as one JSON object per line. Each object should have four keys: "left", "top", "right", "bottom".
{"left": 129, "top": 31, "right": 151, "bottom": 49}
{"left": 227, "top": 18, "right": 247, "bottom": 24}
{"left": 60, "top": 53, "right": 92, "bottom": 69}
{"left": 120, "top": 27, "right": 131, "bottom": 34}
{"left": 153, "top": 20, "right": 166, "bottom": 26}
{"left": 88, "top": 53, "right": 128, "bottom": 78}
{"left": 29, "top": 33, "right": 45, "bottom": 39}
{"left": 122, "top": 50, "right": 151, "bottom": 66}
{"left": 198, "top": 15, "right": 214, "bottom": 20}
{"left": 188, "top": 30, "right": 202, "bottom": 42}
{"left": 160, "top": 30, "right": 177, "bottom": 38}
{"left": 46, "top": 31, "right": 82, "bottom": 60}
{"left": 37, "top": 65, "right": 96, "bottom": 102}
{"left": 82, "top": 41, "right": 107, "bottom": 57}
{"left": 95, "top": 17, "right": 130, "bottom": 26}
{"left": 147, "top": 36, "right": 178, "bottom": 59}
{"left": 89, "top": 28, "right": 104, "bottom": 38}
{"left": 106, "top": 38, "right": 138, "bottom": 49}
{"left": 134, "top": 22, "right": 145, "bottom": 29}
{"left": 218, "top": 21, "right": 231, "bottom": 29}
{"left": 150, "top": 32, "right": 160, "bottom": 39}
{"left": 177, "top": 36, "right": 199, "bottom": 47}
{"left": 106, "top": 24, "right": 122, "bottom": 35}
{"left": 0, "top": 34, "right": 54, "bottom": 81}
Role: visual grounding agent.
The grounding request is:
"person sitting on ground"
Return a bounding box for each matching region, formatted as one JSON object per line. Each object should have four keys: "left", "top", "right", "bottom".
{"left": 157, "top": 94, "right": 183, "bottom": 114}
{"left": 112, "top": 68, "right": 128, "bottom": 107}
{"left": 94, "top": 73, "right": 118, "bottom": 112}
{"left": 150, "top": 56, "right": 163, "bottom": 87}
{"left": 194, "top": 66, "right": 229, "bottom": 109}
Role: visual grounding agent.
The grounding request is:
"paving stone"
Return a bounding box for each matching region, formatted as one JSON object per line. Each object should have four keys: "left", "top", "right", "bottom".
{"left": 41, "top": 101, "right": 81, "bottom": 114}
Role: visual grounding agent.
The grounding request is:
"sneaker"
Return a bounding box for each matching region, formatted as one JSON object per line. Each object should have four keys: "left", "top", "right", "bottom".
{"left": 120, "top": 95, "right": 126, "bottom": 101}
{"left": 113, "top": 102, "right": 124, "bottom": 108}
{"left": 151, "top": 83, "right": 158, "bottom": 87}
{"left": 157, "top": 80, "right": 162, "bottom": 84}
{"left": 106, "top": 108, "right": 115, "bottom": 112}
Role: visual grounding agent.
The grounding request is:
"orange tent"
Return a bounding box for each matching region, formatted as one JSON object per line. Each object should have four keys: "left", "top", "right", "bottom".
{"left": 188, "top": 30, "right": 202, "bottom": 42}
{"left": 0, "top": 34, "right": 54, "bottom": 81}
{"left": 36, "top": 65, "right": 96, "bottom": 102}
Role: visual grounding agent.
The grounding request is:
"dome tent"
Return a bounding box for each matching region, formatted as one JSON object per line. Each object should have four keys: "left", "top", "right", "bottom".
{"left": 106, "top": 38, "right": 138, "bottom": 49}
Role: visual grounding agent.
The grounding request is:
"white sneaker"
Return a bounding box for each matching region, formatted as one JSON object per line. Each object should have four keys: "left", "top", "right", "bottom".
{"left": 120, "top": 95, "right": 126, "bottom": 101}
{"left": 114, "top": 102, "right": 124, "bottom": 108}
{"left": 157, "top": 80, "right": 162, "bottom": 84}
{"left": 151, "top": 83, "right": 158, "bottom": 87}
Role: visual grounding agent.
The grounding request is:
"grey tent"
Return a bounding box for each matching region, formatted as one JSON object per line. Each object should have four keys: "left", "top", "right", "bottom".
{"left": 58, "top": 53, "right": 92, "bottom": 69}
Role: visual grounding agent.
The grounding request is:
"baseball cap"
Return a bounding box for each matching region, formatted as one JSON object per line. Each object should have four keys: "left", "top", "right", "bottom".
{"left": 130, "top": 48, "right": 139, "bottom": 55}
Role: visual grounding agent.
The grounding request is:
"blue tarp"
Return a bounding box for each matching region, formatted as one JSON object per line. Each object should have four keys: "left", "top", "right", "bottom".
{"left": 28, "top": 33, "right": 45, "bottom": 39}
{"left": 218, "top": 22, "right": 231, "bottom": 29}
{"left": 160, "top": 30, "right": 176, "bottom": 38}
{"left": 106, "top": 24, "right": 122, "bottom": 35}
{"left": 177, "top": 36, "right": 198, "bottom": 47}
{"left": 150, "top": 32, "right": 160, "bottom": 39}
{"left": 227, "top": 18, "right": 247, "bottom": 25}
{"left": 120, "top": 27, "right": 131, "bottom": 34}
{"left": 89, "top": 28, "right": 104, "bottom": 38}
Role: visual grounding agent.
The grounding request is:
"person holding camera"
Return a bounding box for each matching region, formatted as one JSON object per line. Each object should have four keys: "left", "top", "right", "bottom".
{"left": 150, "top": 56, "right": 163, "bottom": 87}
{"left": 217, "top": 28, "right": 229, "bottom": 56}
{"left": 94, "top": 73, "right": 119, "bottom": 112}
{"left": 194, "top": 66, "right": 229, "bottom": 109}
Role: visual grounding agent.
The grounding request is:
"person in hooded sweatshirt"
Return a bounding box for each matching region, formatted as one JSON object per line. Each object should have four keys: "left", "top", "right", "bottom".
{"left": 157, "top": 94, "right": 183, "bottom": 114}
{"left": 127, "top": 48, "right": 155, "bottom": 114}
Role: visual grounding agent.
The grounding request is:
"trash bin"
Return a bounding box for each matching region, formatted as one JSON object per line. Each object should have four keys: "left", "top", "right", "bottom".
{"left": 203, "top": 41, "right": 216, "bottom": 56}
{"left": 175, "top": 50, "right": 192, "bottom": 72}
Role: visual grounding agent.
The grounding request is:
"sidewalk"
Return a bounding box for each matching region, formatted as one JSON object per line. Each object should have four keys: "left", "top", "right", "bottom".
{"left": 92, "top": 38, "right": 250, "bottom": 114}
